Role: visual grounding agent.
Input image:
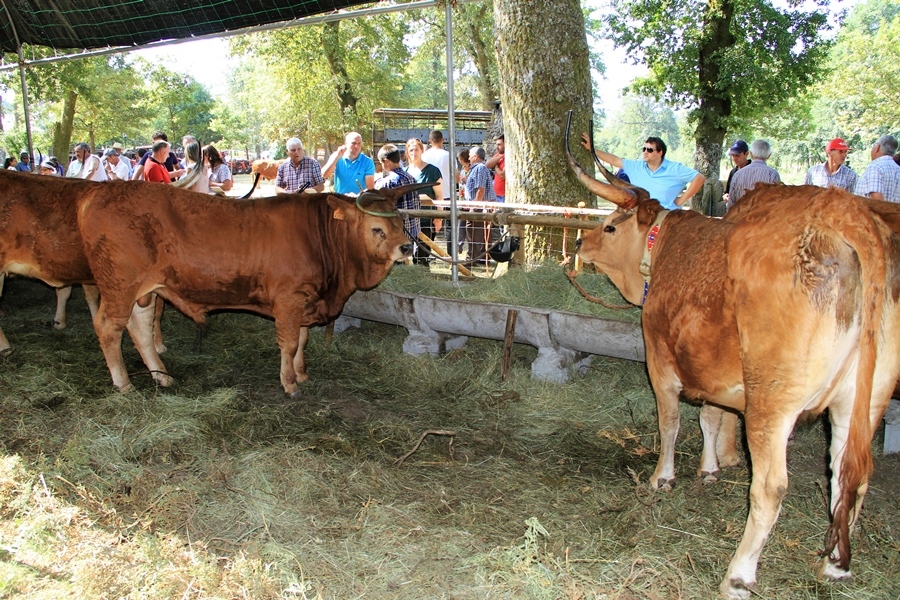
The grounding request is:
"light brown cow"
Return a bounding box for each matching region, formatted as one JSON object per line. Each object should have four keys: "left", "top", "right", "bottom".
{"left": 76, "top": 182, "right": 429, "bottom": 395}
{"left": 251, "top": 159, "right": 284, "bottom": 182}
{"left": 0, "top": 170, "right": 99, "bottom": 351}
{"left": 566, "top": 115, "right": 898, "bottom": 598}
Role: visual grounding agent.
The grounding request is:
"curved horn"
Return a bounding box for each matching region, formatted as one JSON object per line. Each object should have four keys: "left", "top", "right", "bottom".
{"left": 364, "top": 182, "right": 436, "bottom": 206}
{"left": 565, "top": 110, "right": 645, "bottom": 210}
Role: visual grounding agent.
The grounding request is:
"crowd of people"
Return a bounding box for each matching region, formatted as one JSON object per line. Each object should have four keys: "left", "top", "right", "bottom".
{"left": 13, "top": 126, "right": 896, "bottom": 266}
{"left": 6, "top": 131, "right": 235, "bottom": 194}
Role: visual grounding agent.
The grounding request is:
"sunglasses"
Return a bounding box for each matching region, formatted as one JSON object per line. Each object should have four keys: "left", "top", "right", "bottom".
{"left": 642, "top": 147, "right": 659, "bottom": 153}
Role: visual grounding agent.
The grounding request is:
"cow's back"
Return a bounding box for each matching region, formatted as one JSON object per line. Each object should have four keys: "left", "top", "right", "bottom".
{"left": 0, "top": 170, "right": 96, "bottom": 285}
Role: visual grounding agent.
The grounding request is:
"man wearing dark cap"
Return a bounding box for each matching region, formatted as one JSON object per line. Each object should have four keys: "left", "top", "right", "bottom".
{"left": 15, "top": 151, "right": 32, "bottom": 173}
{"left": 724, "top": 140, "right": 750, "bottom": 203}
{"left": 804, "top": 138, "right": 857, "bottom": 191}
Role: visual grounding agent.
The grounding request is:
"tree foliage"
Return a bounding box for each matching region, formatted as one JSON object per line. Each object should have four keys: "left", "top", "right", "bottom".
{"left": 601, "top": 0, "right": 832, "bottom": 177}
{"left": 230, "top": 14, "right": 412, "bottom": 148}
{"left": 821, "top": 0, "right": 900, "bottom": 138}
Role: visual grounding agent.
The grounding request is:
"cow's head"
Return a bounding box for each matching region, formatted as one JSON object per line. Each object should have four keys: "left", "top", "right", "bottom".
{"left": 565, "top": 110, "right": 664, "bottom": 305}
{"left": 329, "top": 192, "right": 411, "bottom": 267}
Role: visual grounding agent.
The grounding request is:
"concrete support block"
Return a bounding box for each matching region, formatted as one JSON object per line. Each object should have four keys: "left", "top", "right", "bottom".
{"left": 332, "top": 315, "right": 361, "bottom": 333}
{"left": 885, "top": 399, "right": 900, "bottom": 454}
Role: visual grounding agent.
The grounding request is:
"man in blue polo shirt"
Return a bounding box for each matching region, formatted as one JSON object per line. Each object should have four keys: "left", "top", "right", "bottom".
{"left": 580, "top": 134, "right": 705, "bottom": 210}
{"left": 322, "top": 131, "right": 376, "bottom": 195}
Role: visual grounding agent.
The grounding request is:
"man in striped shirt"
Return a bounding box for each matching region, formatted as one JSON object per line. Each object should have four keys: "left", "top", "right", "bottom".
{"left": 375, "top": 144, "right": 421, "bottom": 242}
{"left": 804, "top": 138, "right": 858, "bottom": 191}
{"left": 726, "top": 139, "right": 781, "bottom": 209}
{"left": 275, "top": 137, "right": 325, "bottom": 194}
{"left": 855, "top": 135, "right": 900, "bottom": 203}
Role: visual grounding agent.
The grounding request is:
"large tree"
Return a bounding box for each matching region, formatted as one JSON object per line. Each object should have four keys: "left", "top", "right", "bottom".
{"left": 602, "top": 0, "right": 832, "bottom": 181}
{"left": 230, "top": 14, "right": 412, "bottom": 147}
{"left": 493, "top": 0, "right": 594, "bottom": 255}
{"left": 821, "top": 0, "right": 900, "bottom": 138}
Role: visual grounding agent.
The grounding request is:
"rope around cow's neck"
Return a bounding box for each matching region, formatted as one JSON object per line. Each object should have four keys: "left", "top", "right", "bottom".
{"left": 563, "top": 258, "right": 633, "bottom": 310}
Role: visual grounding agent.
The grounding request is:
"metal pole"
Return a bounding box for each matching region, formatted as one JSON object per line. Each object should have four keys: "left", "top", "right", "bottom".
{"left": 2, "top": 0, "right": 35, "bottom": 169}
{"left": 16, "top": 47, "right": 34, "bottom": 171}
{"left": 445, "top": 2, "right": 459, "bottom": 281}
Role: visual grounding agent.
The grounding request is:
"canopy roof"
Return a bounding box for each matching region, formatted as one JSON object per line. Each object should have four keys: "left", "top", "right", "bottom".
{"left": 0, "top": 0, "right": 375, "bottom": 53}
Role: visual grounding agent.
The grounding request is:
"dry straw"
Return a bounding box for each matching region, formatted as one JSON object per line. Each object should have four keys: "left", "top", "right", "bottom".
{"left": 0, "top": 276, "right": 896, "bottom": 599}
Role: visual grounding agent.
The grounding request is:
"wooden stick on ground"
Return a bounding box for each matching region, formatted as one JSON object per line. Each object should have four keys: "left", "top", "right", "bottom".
{"left": 394, "top": 429, "right": 458, "bottom": 466}
{"left": 501, "top": 309, "right": 518, "bottom": 382}
{"left": 416, "top": 232, "right": 475, "bottom": 277}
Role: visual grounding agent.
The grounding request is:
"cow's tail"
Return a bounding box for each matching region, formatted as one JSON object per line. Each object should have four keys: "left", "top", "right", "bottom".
{"left": 238, "top": 173, "right": 261, "bottom": 200}
{"left": 822, "top": 196, "right": 887, "bottom": 570}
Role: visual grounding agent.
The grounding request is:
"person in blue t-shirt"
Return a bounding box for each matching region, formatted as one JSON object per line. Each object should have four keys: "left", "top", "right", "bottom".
{"left": 322, "top": 131, "right": 376, "bottom": 195}
{"left": 580, "top": 134, "right": 705, "bottom": 210}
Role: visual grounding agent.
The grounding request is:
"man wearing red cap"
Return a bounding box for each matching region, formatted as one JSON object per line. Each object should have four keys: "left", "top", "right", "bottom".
{"left": 804, "top": 138, "right": 858, "bottom": 191}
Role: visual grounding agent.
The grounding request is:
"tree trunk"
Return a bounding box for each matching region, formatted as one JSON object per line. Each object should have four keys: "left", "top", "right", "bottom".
{"left": 494, "top": 0, "right": 594, "bottom": 261}
{"left": 53, "top": 90, "right": 78, "bottom": 165}
{"left": 322, "top": 21, "right": 359, "bottom": 125}
{"left": 691, "top": 0, "right": 736, "bottom": 214}
{"left": 464, "top": 4, "right": 498, "bottom": 111}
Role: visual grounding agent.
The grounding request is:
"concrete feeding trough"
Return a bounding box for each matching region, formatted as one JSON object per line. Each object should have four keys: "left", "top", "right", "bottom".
{"left": 338, "top": 289, "right": 644, "bottom": 383}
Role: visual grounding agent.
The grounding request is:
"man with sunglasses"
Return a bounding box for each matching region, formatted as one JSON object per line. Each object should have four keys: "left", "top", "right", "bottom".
{"left": 804, "top": 138, "right": 857, "bottom": 192}
{"left": 580, "top": 135, "right": 704, "bottom": 210}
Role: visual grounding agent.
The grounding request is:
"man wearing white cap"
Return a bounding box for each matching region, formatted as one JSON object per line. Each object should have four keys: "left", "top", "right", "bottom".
{"left": 102, "top": 148, "right": 131, "bottom": 181}
{"left": 804, "top": 138, "right": 857, "bottom": 191}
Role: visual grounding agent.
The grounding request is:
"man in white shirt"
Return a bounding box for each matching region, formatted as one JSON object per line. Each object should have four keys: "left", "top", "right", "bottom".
{"left": 67, "top": 142, "right": 107, "bottom": 181}
{"left": 421, "top": 129, "right": 451, "bottom": 201}
{"left": 102, "top": 148, "right": 131, "bottom": 181}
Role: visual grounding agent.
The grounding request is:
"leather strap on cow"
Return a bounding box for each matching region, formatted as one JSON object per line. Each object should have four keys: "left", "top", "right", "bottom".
{"left": 639, "top": 209, "right": 670, "bottom": 305}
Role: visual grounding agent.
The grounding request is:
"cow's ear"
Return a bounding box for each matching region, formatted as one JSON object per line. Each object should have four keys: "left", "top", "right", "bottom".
{"left": 328, "top": 195, "right": 348, "bottom": 221}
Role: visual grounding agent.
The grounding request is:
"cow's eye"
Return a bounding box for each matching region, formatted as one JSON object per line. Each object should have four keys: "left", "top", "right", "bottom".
{"left": 604, "top": 225, "right": 616, "bottom": 233}
{"left": 372, "top": 227, "right": 385, "bottom": 238}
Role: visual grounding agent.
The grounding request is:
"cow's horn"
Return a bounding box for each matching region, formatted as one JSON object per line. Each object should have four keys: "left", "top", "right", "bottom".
{"left": 564, "top": 110, "right": 644, "bottom": 210}
{"left": 368, "top": 182, "right": 436, "bottom": 205}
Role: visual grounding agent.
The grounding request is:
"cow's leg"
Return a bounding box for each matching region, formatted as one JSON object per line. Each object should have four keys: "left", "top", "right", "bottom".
{"left": 53, "top": 285, "right": 73, "bottom": 329}
{"left": 94, "top": 300, "right": 134, "bottom": 392}
{"left": 698, "top": 404, "right": 725, "bottom": 482}
{"left": 274, "top": 315, "right": 303, "bottom": 396}
{"left": 646, "top": 349, "right": 682, "bottom": 490}
{"left": 721, "top": 409, "right": 795, "bottom": 599}
{"left": 83, "top": 284, "right": 100, "bottom": 318}
{"left": 125, "top": 294, "right": 174, "bottom": 388}
{"left": 292, "top": 326, "right": 310, "bottom": 385}
{"left": 152, "top": 294, "right": 167, "bottom": 354}
{"left": 717, "top": 410, "right": 742, "bottom": 469}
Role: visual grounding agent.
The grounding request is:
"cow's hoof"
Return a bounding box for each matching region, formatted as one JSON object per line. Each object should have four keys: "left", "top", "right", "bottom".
{"left": 820, "top": 559, "right": 852, "bottom": 582}
{"left": 699, "top": 470, "right": 721, "bottom": 484}
{"left": 718, "top": 454, "right": 741, "bottom": 469}
{"left": 155, "top": 343, "right": 168, "bottom": 355}
{"left": 52, "top": 320, "right": 66, "bottom": 330}
{"left": 153, "top": 372, "right": 175, "bottom": 387}
{"left": 289, "top": 388, "right": 304, "bottom": 401}
{"left": 115, "top": 383, "right": 134, "bottom": 393}
{"left": 0, "top": 347, "right": 13, "bottom": 358}
{"left": 652, "top": 477, "right": 676, "bottom": 491}
{"left": 720, "top": 578, "right": 756, "bottom": 599}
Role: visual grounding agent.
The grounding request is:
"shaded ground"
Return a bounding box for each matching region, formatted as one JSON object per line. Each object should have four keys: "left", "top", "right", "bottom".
{"left": 0, "top": 277, "right": 897, "bottom": 599}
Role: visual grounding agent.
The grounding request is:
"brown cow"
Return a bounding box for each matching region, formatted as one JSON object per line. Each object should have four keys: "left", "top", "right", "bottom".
{"left": 251, "top": 159, "right": 284, "bottom": 182}
{"left": 76, "top": 182, "right": 428, "bottom": 395}
{"left": 566, "top": 115, "right": 898, "bottom": 598}
{"left": 0, "top": 171, "right": 168, "bottom": 355}
{"left": 0, "top": 170, "right": 100, "bottom": 351}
